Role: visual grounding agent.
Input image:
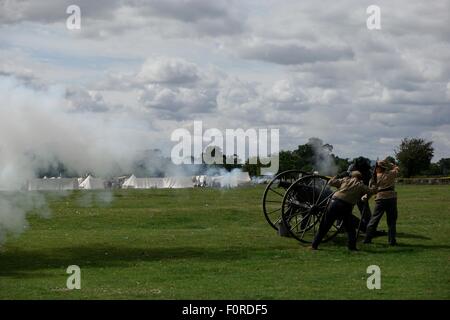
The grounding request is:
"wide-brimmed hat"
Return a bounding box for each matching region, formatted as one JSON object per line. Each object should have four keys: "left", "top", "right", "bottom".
{"left": 350, "top": 170, "right": 362, "bottom": 179}
{"left": 377, "top": 160, "right": 391, "bottom": 169}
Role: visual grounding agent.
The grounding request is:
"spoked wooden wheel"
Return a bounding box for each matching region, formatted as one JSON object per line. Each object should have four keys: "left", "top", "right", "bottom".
{"left": 281, "top": 175, "right": 342, "bottom": 243}
{"left": 262, "top": 170, "right": 310, "bottom": 230}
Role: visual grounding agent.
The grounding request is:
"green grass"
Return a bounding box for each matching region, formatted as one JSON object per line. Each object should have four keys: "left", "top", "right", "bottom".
{"left": 0, "top": 185, "right": 449, "bottom": 299}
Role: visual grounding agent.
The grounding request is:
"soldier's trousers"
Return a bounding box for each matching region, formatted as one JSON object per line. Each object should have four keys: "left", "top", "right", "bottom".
{"left": 345, "top": 201, "right": 371, "bottom": 233}
{"left": 356, "top": 200, "right": 371, "bottom": 232}
{"left": 312, "top": 198, "right": 356, "bottom": 250}
{"left": 365, "top": 198, "right": 398, "bottom": 244}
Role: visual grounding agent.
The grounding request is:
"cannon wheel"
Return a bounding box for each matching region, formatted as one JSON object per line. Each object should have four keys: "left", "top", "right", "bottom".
{"left": 262, "top": 170, "right": 309, "bottom": 230}
{"left": 281, "top": 174, "right": 343, "bottom": 243}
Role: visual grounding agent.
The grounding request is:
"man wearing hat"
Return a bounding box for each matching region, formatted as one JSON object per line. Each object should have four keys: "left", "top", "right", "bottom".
{"left": 364, "top": 159, "right": 400, "bottom": 245}
{"left": 312, "top": 171, "right": 377, "bottom": 251}
{"left": 346, "top": 156, "right": 374, "bottom": 233}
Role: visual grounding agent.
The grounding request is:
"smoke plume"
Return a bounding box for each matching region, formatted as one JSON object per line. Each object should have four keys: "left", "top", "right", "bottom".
{"left": 0, "top": 76, "right": 152, "bottom": 242}
{"left": 308, "top": 138, "right": 338, "bottom": 176}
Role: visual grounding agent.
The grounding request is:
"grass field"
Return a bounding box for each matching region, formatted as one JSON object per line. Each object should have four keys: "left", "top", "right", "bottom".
{"left": 0, "top": 185, "right": 449, "bottom": 299}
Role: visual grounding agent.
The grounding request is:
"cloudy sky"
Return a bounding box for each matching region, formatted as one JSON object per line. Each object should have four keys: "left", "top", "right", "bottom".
{"left": 1, "top": 0, "right": 449, "bottom": 161}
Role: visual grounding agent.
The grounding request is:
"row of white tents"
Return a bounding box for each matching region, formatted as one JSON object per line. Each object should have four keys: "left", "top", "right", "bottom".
{"left": 117, "top": 172, "right": 252, "bottom": 189}
{"left": 26, "top": 172, "right": 252, "bottom": 191}
{"left": 122, "top": 175, "right": 194, "bottom": 189}
{"left": 27, "top": 175, "right": 105, "bottom": 191}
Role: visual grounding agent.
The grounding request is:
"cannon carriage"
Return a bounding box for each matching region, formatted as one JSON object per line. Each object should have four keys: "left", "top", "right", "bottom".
{"left": 262, "top": 170, "right": 343, "bottom": 243}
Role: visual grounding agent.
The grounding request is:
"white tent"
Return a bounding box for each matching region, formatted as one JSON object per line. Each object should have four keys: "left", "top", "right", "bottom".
{"left": 121, "top": 173, "right": 249, "bottom": 189}
{"left": 134, "top": 177, "right": 165, "bottom": 189}
{"left": 79, "top": 175, "right": 105, "bottom": 190}
{"left": 122, "top": 175, "right": 161, "bottom": 189}
{"left": 122, "top": 175, "right": 194, "bottom": 189}
{"left": 162, "top": 177, "right": 194, "bottom": 188}
{"left": 122, "top": 174, "right": 138, "bottom": 188}
{"left": 28, "top": 178, "right": 79, "bottom": 191}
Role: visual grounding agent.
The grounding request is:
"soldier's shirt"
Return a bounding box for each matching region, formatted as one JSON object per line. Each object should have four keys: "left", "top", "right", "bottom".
{"left": 328, "top": 176, "right": 376, "bottom": 205}
{"left": 371, "top": 166, "right": 399, "bottom": 200}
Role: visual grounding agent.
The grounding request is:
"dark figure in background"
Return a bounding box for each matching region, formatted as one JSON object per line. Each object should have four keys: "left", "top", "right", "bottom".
{"left": 347, "top": 157, "right": 373, "bottom": 232}
{"left": 364, "top": 159, "right": 400, "bottom": 246}
{"left": 312, "top": 171, "right": 376, "bottom": 251}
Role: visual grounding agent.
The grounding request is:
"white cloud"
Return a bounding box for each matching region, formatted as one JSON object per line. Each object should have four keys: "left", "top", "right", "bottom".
{"left": 138, "top": 57, "right": 200, "bottom": 84}
{"left": 0, "top": 0, "right": 448, "bottom": 162}
{"left": 238, "top": 42, "right": 354, "bottom": 65}
{"left": 139, "top": 84, "right": 217, "bottom": 119}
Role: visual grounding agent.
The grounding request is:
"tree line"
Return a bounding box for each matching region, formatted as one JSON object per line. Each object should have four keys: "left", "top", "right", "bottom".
{"left": 244, "top": 137, "right": 450, "bottom": 178}
{"left": 35, "top": 137, "right": 449, "bottom": 178}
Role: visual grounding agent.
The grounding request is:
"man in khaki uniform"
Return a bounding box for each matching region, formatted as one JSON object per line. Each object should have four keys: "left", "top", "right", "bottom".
{"left": 364, "top": 159, "right": 400, "bottom": 245}
{"left": 312, "top": 171, "right": 377, "bottom": 251}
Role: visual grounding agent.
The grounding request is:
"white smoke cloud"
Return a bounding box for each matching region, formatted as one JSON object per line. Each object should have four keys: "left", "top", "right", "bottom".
{"left": 0, "top": 192, "right": 50, "bottom": 243}
{"left": 0, "top": 76, "right": 154, "bottom": 182}
{"left": 307, "top": 138, "right": 338, "bottom": 176}
{"left": 205, "top": 167, "right": 249, "bottom": 188}
{"left": 0, "top": 75, "right": 153, "bottom": 242}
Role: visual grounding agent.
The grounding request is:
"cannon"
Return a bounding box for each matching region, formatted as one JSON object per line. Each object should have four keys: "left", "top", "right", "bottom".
{"left": 262, "top": 170, "right": 343, "bottom": 243}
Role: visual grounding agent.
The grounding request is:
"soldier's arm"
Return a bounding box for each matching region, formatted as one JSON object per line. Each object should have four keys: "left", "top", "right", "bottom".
{"left": 367, "top": 184, "right": 378, "bottom": 196}
{"left": 391, "top": 165, "right": 400, "bottom": 176}
{"left": 328, "top": 176, "right": 342, "bottom": 188}
{"left": 361, "top": 183, "right": 377, "bottom": 201}
{"left": 385, "top": 165, "right": 400, "bottom": 179}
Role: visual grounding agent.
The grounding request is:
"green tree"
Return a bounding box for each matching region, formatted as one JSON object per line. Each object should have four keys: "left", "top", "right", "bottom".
{"left": 278, "top": 150, "right": 297, "bottom": 172}
{"left": 292, "top": 142, "right": 314, "bottom": 170}
{"left": 395, "top": 138, "right": 434, "bottom": 177}
{"left": 243, "top": 157, "right": 264, "bottom": 176}
{"left": 438, "top": 158, "right": 450, "bottom": 175}
{"left": 423, "top": 163, "right": 442, "bottom": 176}
{"left": 278, "top": 138, "right": 341, "bottom": 174}
{"left": 334, "top": 156, "right": 351, "bottom": 173}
